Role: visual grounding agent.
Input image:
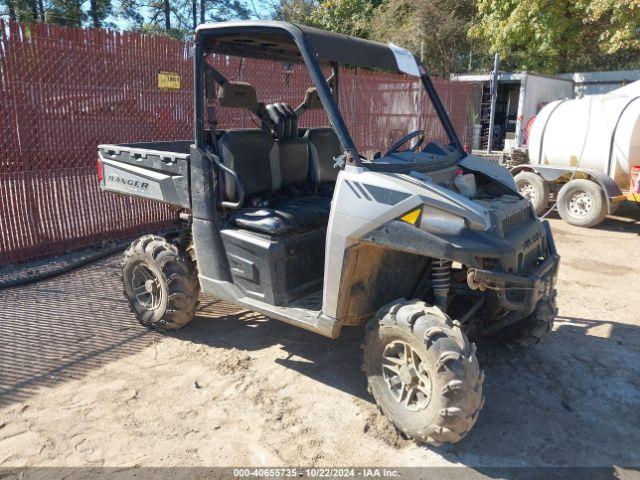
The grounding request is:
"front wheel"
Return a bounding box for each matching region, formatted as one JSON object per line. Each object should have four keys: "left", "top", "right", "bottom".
{"left": 363, "top": 300, "right": 484, "bottom": 445}
{"left": 493, "top": 292, "right": 557, "bottom": 347}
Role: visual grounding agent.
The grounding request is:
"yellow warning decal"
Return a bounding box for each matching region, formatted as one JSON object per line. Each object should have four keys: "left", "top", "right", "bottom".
{"left": 400, "top": 208, "right": 421, "bottom": 225}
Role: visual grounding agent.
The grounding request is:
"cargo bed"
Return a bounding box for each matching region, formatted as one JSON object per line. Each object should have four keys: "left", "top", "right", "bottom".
{"left": 97, "top": 140, "right": 192, "bottom": 208}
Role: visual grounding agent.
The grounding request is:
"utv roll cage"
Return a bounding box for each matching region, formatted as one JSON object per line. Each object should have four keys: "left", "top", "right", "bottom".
{"left": 99, "top": 20, "right": 560, "bottom": 447}
{"left": 193, "top": 21, "right": 464, "bottom": 166}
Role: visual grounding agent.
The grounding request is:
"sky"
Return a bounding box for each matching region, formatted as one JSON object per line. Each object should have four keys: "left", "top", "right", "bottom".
{"left": 109, "top": 0, "right": 276, "bottom": 31}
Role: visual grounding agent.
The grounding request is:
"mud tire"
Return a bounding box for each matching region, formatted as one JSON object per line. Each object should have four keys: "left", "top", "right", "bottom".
{"left": 363, "top": 299, "right": 484, "bottom": 445}
{"left": 122, "top": 234, "right": 200, "bottom": 330}
{"left": 493, "top": 292, "right": 557, "bottom": 347}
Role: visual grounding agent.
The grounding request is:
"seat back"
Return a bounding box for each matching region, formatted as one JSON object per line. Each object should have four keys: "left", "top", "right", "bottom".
{"left": 276, "top": 140, "right": 309, "bottom": 186}
{"left": 305, "top": 128, "right": 341, "bottom": 185}
{"left": 266, "top": 103, "right": 309, "bottom": 187}
{"left": 218, "top": 129, "right": 277, "bottom": 199}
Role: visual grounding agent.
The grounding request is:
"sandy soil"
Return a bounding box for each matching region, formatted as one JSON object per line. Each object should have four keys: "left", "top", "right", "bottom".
{"left": 1, "top": 204, "right": 639, "bottom": 472}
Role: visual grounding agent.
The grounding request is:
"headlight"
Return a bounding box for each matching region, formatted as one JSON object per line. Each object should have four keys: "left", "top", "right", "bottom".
{"left": 420, "top": 207, "right": 466, "bottom": 235}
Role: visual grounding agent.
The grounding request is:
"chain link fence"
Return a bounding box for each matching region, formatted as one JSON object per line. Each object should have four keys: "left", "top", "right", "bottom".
{"left": 0, "top": 20, "right": 478, "bottom": 267}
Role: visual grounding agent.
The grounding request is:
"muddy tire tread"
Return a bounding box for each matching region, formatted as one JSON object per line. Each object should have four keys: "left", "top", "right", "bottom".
{"left": 364, "top": 299, "right": 484, "bottom": 445}
{"left": 123, "top": 234, "right": 199, "bottom": 330}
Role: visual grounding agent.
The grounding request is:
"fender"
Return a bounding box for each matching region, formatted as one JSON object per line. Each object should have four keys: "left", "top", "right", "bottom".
{"left": 361, "top": 220, "right": 498, "bottom": 268}
{"left": 511, "top": 164, "right": 623, "bottom": 213}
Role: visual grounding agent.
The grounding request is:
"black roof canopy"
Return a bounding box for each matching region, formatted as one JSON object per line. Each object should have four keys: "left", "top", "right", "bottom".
{"left": 195, "top": 20, "right": 414, "bottom": 74}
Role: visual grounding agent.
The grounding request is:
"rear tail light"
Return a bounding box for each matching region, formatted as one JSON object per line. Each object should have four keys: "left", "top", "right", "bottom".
{"left": 97, "top": 158, "right": 103, "bottom": 182}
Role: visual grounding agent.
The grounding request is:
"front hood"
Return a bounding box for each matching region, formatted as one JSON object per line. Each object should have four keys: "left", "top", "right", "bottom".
{"left": 459, "top": 154, "right": 518, "bottom": 191}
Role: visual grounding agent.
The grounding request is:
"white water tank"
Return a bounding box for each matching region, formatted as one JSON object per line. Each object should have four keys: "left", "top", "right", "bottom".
{"left": 528, "top": 81, "right": 640, "bottom": 190}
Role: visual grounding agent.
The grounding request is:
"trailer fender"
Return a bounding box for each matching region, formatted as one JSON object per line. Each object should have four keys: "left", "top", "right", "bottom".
{"left": 510, "top": 165, "right": 623, "bottom": 213}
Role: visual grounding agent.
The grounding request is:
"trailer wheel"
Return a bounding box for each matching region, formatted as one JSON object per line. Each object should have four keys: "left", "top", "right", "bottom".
{"left": 122, "top": 235, "right": 200, "bottom": 330}
{"left": 514, "top": 171, "right": 549, "bottom": 215}
{"left": 557, "top": 179, "right": 607, "bottom": 228}
{"left": 363, "top": 300, "right": 484, "bottom": 445}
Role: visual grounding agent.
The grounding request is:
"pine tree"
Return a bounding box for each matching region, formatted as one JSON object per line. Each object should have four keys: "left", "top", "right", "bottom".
{"left": 47, "top": 0, "right": 84, "bottom": 26}
{"left": 88, "top": 0, "right": 112, "bottom": 27}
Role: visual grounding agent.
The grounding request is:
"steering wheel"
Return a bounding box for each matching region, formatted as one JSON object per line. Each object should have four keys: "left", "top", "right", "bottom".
{"left": 385, "top": 130, "right": 426, "bottom": 156}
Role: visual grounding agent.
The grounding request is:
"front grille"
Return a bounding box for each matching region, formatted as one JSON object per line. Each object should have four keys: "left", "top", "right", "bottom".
{"left": 502, "top": 207, "right": 533, "bottom": 237}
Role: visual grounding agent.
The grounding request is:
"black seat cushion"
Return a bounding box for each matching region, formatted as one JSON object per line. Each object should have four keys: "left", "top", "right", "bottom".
{"left": 232, "top": 197, "right": 330, "bottom": 236}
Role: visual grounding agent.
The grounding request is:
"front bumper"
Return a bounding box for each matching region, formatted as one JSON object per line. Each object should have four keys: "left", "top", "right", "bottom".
{"left": 467, "top": 221, "right": 559, "bottom": 333}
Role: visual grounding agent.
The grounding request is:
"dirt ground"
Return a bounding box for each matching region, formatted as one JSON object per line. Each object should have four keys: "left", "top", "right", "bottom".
{"left": 1, "top": 204, "right": 639, "bottom": 472}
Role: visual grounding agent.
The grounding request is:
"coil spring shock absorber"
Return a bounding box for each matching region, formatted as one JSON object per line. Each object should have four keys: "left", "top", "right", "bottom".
{"left": 432, "top": 259, "right": 452, "bottom": 310}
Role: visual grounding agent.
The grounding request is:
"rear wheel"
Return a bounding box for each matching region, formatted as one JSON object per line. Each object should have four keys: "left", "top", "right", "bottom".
{"left": 514, "top": 171, "right": 549, "bottom": 215}
{"left": 557, "top": 179, "right": 607, "bottom": 228}
{"left": 122, "top": 234, "right": 200, "bottom": 330}
{"left": 363, "top": 300, "right": 484, "bottom": 445}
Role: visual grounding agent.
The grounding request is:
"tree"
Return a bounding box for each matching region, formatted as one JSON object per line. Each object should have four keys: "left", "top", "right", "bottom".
{"left": 586, "top": 0, "right": 640, "bottom": 54}
{"left": 121, "top": 0, "right": 191, "bottom": 38}
{"left": 120, "top": 0, "right": 251, "bottom": 39}
{"left": 469, "top": 0, "right": 640, "bottom": 73}
{"left": 2, "top": 0, "right": 44, "bottom": 22}
{"left": 200, "top": 0, "right": 250, "bottom": 22}
{"left": 274, "top": 0, "right": 377, "bottom": 37}
{"left": 88, "top": 0, "right": 112, "bottom": 27}
{"left": 368, "top": 0, "right": 477, "bottom": 75}
{"left": 310, "top": 0, "right": 374, "bottom": 37}
{"left": 47, "top": 0, "right": 84, "bottom": 26}
{"left": 4, "top": 0, "right": 18, "bottom": 21}
{"left": 274, "top": 0, "right": 317, "bottom": 24}
{"left": 272, "top": 0, "right": 478, "bottom": 74}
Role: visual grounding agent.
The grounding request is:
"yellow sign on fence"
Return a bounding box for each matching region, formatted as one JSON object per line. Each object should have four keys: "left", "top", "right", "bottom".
{"left": 158, "top": 71, "right": 181, "bottom": 90}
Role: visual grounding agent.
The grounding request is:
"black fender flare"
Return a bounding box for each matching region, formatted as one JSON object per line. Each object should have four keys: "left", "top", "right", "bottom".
{"left": 361, "top": 220, "right": 501, "bottom": 268}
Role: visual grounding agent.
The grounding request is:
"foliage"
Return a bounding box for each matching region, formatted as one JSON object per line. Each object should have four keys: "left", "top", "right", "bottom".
{"left": 202, "top": 0, "right": 250, "bottom": 22}
{"left": 309, "top": 0, "right": 373, "bottom": 37}
{"left": 368, "top": 0, "right": 477, "bottom": 75}
{"left": 275, "top": 0, "right": 374, "bottom": 37}
{"left": 274, "top": 0, "right": 640, "bottom": 75}
{"left": 2, "top": 0, "right": 43, "bottom": 22}
{"left": 469, "top": 0, "right": 640, "bottom": 73}
{"left": 48, "top": 0, "right": 84, "bottom": 26}
{"left": 1, "top": 0, "right": 252, "bottom": 40}
{"left": 274, "top": 0, "right": 317, "bottom": 24}
{"left": 587, "top": 0, "right": 640, "bottom": 54}
{"left": 120, "top": 0, "right": 251, "bottom": 39}
{"left": 1, "top": 0, "right": 639, "bottom": 75}
{"left": 87, "top": 0, "right": 113, "bottom": 27}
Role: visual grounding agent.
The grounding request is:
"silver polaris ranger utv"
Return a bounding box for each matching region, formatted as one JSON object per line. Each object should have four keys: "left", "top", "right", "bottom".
{"left": 98, "top": 21, "right": 559, "bottom": 445}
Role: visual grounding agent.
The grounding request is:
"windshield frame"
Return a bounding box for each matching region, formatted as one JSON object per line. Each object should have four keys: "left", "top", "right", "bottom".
{"left": 194, "top": 21, "right": 465, "bottom": 167}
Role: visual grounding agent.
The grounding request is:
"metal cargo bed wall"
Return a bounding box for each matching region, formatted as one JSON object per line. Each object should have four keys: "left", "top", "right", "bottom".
{"left": 0, "top": 21, "right": 478, "bottom": 267}
{"left": 0, "top": 21, "right": 192, "bottom": 266}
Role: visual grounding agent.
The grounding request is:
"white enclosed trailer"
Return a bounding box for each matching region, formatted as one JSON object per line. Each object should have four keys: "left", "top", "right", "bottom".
{"left": 512, "top": 80, "right": 640, "bottom": 227}
{"left": 452, "top": 72, "right": 574, "bottom": 153}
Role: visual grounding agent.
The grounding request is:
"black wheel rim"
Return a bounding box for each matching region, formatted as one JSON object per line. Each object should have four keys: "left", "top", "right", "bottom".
{"left": 382, "top": 340, "right": 432, "bottom": 411}
{"left": 131, "top": 264, "right": 163, "bottom": 311}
